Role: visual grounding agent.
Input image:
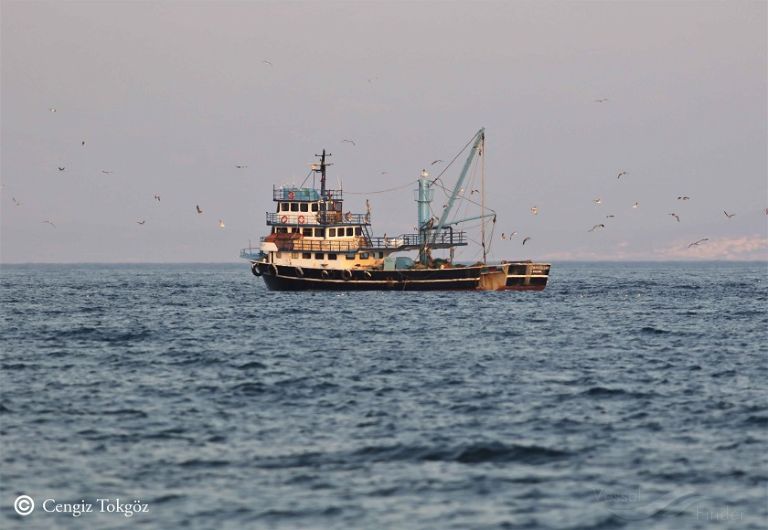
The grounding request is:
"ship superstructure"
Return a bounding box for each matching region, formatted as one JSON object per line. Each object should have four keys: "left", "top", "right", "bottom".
{"left": 242, "top": 130, "right": 550, "bottom": 291}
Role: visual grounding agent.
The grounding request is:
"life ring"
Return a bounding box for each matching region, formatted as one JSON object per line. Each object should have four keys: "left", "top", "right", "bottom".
{"left": 295, "top": 266, "right": 304, "bottom": 277}
{"left": 270, "top": 264, "right": 278, "bottom": 276}
{"left": 288, "top": 191, "right": 295, "bottom": 200}
{"left": 251, "top": 263, "right": 262, "bottom": 277}
{"left": 298, "top": 215, "right": 306, "bottom": 224}
{"left": 280, "top": 215, "right": 288, "bottom": 224}
{"left": 342, "top": 269, "right": 352, "bottom": 281}
{"left": 321, "top": 270, "right": 329, "bottom": 279}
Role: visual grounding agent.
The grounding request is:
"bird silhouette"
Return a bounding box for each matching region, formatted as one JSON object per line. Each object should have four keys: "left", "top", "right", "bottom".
{"left": 430, "top": 159, "right": 444, "bottom": 165}
{"left": 12, "top": 197, "right": 21, "bottom": 206}
{"left": 57, "top": 166, "right": 66, "bottom": 171}
{"left": 196, "top": 205, "right": 203, "bottom": 214}
{"left": 669, "top": 213, "right": 681, "bottom": 222}
{"left": 81, "top": 140, "right": 86, "bottom": 147}
{"left": 42, "top": 219, "right": 56, "bottom": 228}
{"left": 588, "top": 223, "right": 605, "bottom": 232}
{"left": 101, "top": 170, "right": 113, "bottom": 175}
{"left": 262, "top": 60, "right": 273, "bottom": 66}
{"left": 632, "top": 202, "right": 640, "bottom": 209}
{"left": 677, "top": 196, "right": 691, "bottom": 200}
{"left": 594, "top": 98, "right": 609, "bottom": 103}
{"left": 522, "top": 237, "right": 531, "bottom": 246}
{"left": 137, "top": 219, "right": 146, "bottom": 225}
{"left": 593, "top": 198, "right": 602, "bottom": 205}
{"left": 153, "top": 194, "right": 161, "bottom": 202}
{"left": 235, "top": 165, "right": 248, "bottom": 169}
{"left": 49, "top": 107, "right": 57, "bottom": 113}
{"left": 723, "top": 210, "right": 735, "bottom": 219}
{"left": 530, "top": 206, "right": 539, "bottom": 215}
{"left": 617, "top": 171, "right": 628, "bottom": 179}
{"left": 688, "top": 238, "right": 709, "bottom": 248}
{"left": 605, "top": 214, "right": 615, "bottom": 218}
{"left": 218, "top": 219, "right": 226, "bottom": 229}
{"left": 342, "top": 139, "right": 356, "bottom": 146}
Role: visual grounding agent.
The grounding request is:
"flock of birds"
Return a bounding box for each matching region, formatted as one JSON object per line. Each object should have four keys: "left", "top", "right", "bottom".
{"left": 496, "top": 167, "right": 766, "bottom": 249}
{"left": 11, "top": 108, "right": 237, "bottom": 231}
{"left": 9, "top": 98, "right": 766, "bottom": 257}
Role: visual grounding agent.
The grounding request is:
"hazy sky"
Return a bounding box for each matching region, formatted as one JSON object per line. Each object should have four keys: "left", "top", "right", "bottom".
{"left": 2, "top": 1, "right": 766, "bottom": 263}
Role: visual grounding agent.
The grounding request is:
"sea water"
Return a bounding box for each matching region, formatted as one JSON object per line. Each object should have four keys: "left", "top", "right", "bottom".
{"left": 1, "top": 262, "right": 766, "bottom": 529}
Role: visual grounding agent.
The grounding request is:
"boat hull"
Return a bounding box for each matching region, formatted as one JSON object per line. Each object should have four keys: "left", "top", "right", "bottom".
{"left": 251, "top": 262, "right": 549, "bottom": 291}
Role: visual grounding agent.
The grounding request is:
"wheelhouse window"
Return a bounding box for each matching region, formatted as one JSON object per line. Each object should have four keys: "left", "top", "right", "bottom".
{"left": 300, "top": 203, "right": 309, "bottom": 212}
{"left": 290, "top": 203, "right": 299, "bottom": 212}
{"left": 302, "top": 228, "right": 312, "bottom": 236}
{"left": 277, "top": 227, "right": 288, "bottom": 234}
{"left": 328, "top": 253, "right": 337, "bottom": 260}
{"left": 345, "top": 253, "right": 356, "bottom": 260}
{"left": 355, "top": 227, "right": 362, "bottom": 236}
{"left": 311, "top": 203, "right": 319, "bottom": 212}
{"left": 329, "top": 228, "right": 336, "bottom": 237}
{"left": 302, "top": 252, "right": 311, "bottom": 259}
{"left": 280, "top": 203, "right": 289, "bottom": 212}
{"left": 315, "top": 253, "right": 324, "bottom": 259}
{"left": 377, "top": 252, "right": 384, "bottom": 258}
{"left": 315, "top": 228, "right": 325, "bottom": 237}
{"left": 291, "top": 252, "right": 299, "bottom": 259}
{"left": 360, "top": 252, "right": 370, "bottom": 259}
{"left": 346, "top": 227, "right": 353, "bottom": 236}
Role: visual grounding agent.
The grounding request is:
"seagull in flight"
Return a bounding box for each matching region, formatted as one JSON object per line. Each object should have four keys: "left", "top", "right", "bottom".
{"left": 669, "top": 213, "right": 681, "bottom": 222}
{"left": 632, "top": 202, "right": 640, "bottom": 209}
{"left": 605, "top": 214, "right": 615, "bottom": 218}
{"left": 218, "top": 219, "right": 226, "bottom": 229}
{"left": 593, "top": 198, "right": 602, "bottom": 205}
{"left": 12, "top": 197, "right": 21, "bottom": 206}
{"left": 588, "top": 223, "right": 605, "bottom": 232}
{"left": 677, "top": 196, "right": 691, "bottom": 200}
{"left": 42, "top": 219, "right": 56, "bottom": 228}
{"left": 617, "top": 170, "right": 628, "bottom": 179}
{"left": 522, "top": 237, "right": 531, "bottom": 246}
{"left": 153, "top": 193, "right": 161, "bottom": 202}
{"left": 81, "top": 140, "right": 86, "bottom": 147}
{"left": 101, "top": 170, "right": 113, "bottom": 175}
{"left": 57, "top": 166, "right": 66, "bottom": 171}
{"left": 723, "top": 210, "right": 735, "bottom": 219}
{"left": 430, "top": 159, "right": 444, "bottom": 166}
{"left": 196, "top": 205, "right": 203, "bottom": 214}
{"left": 235, "top": 164, "right": 248, "bottom": 169}
{"left": 470, "top": 189, "right": 480, "bottom": 195}
{"left": 262, "top": 60, "right": 273, "bottom": 66}
{"left": 137, "top": 219, "right": 146, "bottom": 225}
{"left": 49, "top": 107, "right": 57, "bottom": 113}
{"left": 688, "top": 238, "right": 709, "bottom": 248}
{"left": 530, "top": 206, "right": 539, "bottom": 215}
{"left": 342, "top": 139, "right": 356, "bottom": 146}
{"left": 594, "top": 98, "right": 609, "bottom": 103}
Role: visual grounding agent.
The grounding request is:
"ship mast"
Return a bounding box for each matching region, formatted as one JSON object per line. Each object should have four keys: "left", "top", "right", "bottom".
{"left": 313, "top": 149, "right": 332, "bottom": 197}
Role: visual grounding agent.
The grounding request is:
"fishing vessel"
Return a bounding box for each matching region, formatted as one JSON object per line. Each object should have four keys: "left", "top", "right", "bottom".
{"left": 241, "top": 129, "right": 550, "bottom": 291}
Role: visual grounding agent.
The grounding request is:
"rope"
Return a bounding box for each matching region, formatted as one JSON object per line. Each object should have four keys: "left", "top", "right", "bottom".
{"left": 345, "top": 180, "right": 417, "bottom": 195}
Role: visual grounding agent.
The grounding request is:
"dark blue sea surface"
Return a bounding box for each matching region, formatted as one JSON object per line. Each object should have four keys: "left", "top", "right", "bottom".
{"left": 1, "top": 262, "right": 766, "bottom": 529}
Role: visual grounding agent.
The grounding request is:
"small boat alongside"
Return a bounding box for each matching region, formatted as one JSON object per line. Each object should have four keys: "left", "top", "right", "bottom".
{"left": 241, "top": 129, "right": 550, "bottom": 291}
